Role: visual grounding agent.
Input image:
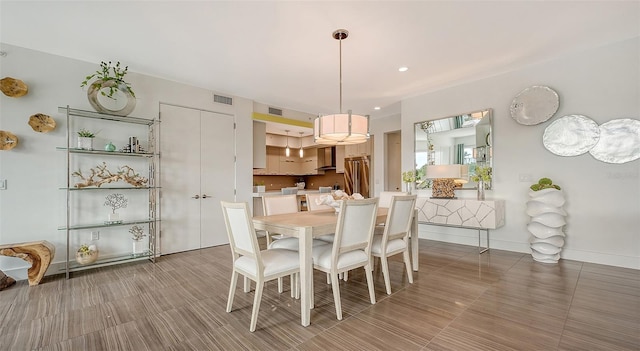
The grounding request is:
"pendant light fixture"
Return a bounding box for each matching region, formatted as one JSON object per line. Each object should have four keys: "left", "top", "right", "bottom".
{"left": 314, "top": 29, "right": 369, "bottom": 145}
{"left": 285, "top": 130, "right": 290, "bottom": 157}
{"left": 298, "top": 132, "right": 304, "bottom": 158}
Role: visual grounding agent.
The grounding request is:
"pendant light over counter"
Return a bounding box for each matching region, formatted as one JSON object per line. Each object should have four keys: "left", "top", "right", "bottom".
{"left": 314, "top": 29, "right": 369, "bottom": 146}
{"left": 285, "top": 129, "right": 290, "bottom": 157}
{"left": 299, "top": 131, "right": 304, "bottom": 158}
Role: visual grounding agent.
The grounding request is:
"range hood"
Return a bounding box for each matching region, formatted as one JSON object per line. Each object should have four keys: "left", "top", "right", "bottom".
{"left": 316, "top": 146, "right": 336, "bottom": 170}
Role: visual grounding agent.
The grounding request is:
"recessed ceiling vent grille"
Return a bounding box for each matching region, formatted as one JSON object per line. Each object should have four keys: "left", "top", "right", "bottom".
{"left": 214, "top": 94, "right": 233, "bottom": 105}
{"left": 268, "top": 107, "right": 283, "bottom": 116}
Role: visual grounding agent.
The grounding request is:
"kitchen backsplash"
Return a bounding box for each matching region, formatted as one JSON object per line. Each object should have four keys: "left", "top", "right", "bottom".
{"left": 254, "top": 170, "right": 345, "bottom": 191}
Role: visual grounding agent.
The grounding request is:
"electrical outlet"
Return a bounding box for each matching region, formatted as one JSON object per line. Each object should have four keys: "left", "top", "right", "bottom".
{"left": 91, "top": 231, "right": 100, "bottom": 240}
{"left": 518, "top": 173, "right": 533, "bottom": 182}
{"left": 0, "top": 179, "right": 6, "bottom": 190}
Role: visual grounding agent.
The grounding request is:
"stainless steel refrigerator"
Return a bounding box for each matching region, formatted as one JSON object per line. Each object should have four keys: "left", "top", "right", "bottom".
{"left": 344, "top": 156, "right": 370, "bottom": 198}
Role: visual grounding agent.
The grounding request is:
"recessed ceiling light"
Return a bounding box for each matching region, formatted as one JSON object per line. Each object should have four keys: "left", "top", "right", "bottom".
{"left": 374, "top": 107, "right": 381, "bottom": 110}
{"left": 398, "top": 66, "right": 409, "bottom": 72}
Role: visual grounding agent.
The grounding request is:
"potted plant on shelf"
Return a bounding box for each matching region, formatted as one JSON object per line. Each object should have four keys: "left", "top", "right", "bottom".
{"left": 129, "top": 225, "right": 147, "bottom": 255}
{"left": 76, "top": 244, "right": 98, "bottom": 265}
{"left": 77, "top": 128, "right": 96, "bottom": 150}
{"left": 80, "top": 61, "right": 136, "bottom": 116}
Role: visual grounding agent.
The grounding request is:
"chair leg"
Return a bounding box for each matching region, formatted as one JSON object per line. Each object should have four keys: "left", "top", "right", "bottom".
{"left": 290, "top": 274, "right": 295, "bottom": 298}
{"left": 343, "top": 271, "right": 348, "bottom": 281}
{"left": 294, "top": 273, "right": 300, "bottom": 299}
{"left": 249, "top": 281, "right": 265, "bottom": 332}
{"left": 265, "top": 231, "right": 273, "bottom": 246}
{"left": 326, "top": 272, "right": 331, "bottom": 284}
{"left": 365, "top": 265, "right": 376, "bottom": 305}
{"left": 227, "top": 271, "right": 238, "bottom": 312}
{"left": 403, "top": 250, "right": 414, "bottom": 284}
{"left": 278, "top": 277, "right": 283, "bottom": 293}
{"left": 330, "top": 273, "right": 343, "bottom": 320}
{"left": 244, "top": 276, "right": 250, "bottom": 293}
{"left": 380, "top": 255, "right": 392, "bottom": 295}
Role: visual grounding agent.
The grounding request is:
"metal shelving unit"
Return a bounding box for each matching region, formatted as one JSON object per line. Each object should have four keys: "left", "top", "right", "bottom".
{"left": 58, "top": 106, "right": 160, "bottom": 278}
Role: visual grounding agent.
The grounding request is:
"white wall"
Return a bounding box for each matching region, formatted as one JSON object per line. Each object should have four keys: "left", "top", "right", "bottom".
{"left": 0, "top": 44, "right": 254, "bottom": 279}
{"left": 390, "top": 37, "right": 639, "bottom": 269}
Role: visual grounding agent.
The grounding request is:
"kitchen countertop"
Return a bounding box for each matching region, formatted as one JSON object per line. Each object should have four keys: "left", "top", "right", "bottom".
{"left": 252, "top": 189, "right": 321, "bottom": 197}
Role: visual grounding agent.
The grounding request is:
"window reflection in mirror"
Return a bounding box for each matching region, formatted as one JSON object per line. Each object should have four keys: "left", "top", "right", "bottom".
{"left": 414, "top": 109, "right": 492, "bottom": 190}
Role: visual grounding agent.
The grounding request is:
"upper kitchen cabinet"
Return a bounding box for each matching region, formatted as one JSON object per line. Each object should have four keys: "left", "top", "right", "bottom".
{"left": 344, "top": 139, "right": 371, "bottom": 158}
{"left": 253, "top": 121, "right": 266, "bottom": 169}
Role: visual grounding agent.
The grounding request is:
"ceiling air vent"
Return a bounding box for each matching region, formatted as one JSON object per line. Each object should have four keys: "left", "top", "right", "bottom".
{"left": 214, "top": 94, "right": 233, "bottom": 105}
{"left": 268, "top": 107, "right": 283, "bottom": 116}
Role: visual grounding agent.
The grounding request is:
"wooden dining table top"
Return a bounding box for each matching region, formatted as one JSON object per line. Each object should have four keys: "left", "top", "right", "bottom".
{"left": 252, "top": 207, "right": 389, "bottom": 237}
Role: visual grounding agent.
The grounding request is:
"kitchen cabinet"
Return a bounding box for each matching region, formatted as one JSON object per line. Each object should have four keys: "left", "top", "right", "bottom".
{"left": 344, "top": 139, "right": 371, "bottom": 157}
{"left": 300, "top": 148, "right": 318, "bottom": 175}
{"left": 253, "top": 121, "right": 266, "bottom": 168}
{"left": 335, "top": 145, "right": 345, "bottom": 173}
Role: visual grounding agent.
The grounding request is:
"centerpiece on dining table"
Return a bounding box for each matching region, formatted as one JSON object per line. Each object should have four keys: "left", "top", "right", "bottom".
{"left": 315, "top": 190, "right": 364, "bottom": 213}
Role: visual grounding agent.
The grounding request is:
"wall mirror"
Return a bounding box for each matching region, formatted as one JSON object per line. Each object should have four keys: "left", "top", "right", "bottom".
{"left": 414, "top": 108, "right": 493, "bottom": 190}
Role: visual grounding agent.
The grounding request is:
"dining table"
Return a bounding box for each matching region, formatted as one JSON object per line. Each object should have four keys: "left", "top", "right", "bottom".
{"left": 252, "top": 207, "right": 418, "bottom": 327}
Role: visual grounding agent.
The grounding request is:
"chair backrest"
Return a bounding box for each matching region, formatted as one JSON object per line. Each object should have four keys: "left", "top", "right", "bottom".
{"left": 333, "top": 198, "right": 379, "bottom": 259}
{"left": 220, "top": 201, "right": 262, "bottom": 268}
{"left": 306, "top": 193, "right": 333, "bottom": 211}
{"left": 382, "top": 195, "right": 417, "bottom": 243}
{"left": 262, "top": 194, "right": 299, "bottom": 216}
{"left": 378, "top": 191, "right": 408, "bottom": 208}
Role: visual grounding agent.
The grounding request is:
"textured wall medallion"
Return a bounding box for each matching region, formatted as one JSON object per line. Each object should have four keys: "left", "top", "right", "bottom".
{"left": 543, "top": 115, "right": 599, "bottom": 156}
{"left": 28, "top": 113, "right": 56, "bottom": 133}
{"left": 589, "top": 119, "right": 640, "bottom": 164}
{"left": 510, "top": 86, "right": 559, "bottom": 125}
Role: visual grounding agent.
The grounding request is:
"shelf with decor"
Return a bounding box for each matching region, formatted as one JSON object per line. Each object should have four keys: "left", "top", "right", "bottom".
{"left": 58, "top": 106, "right": 160, "bottom": 278}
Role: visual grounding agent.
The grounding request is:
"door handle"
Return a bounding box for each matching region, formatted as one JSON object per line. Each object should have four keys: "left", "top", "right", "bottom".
{"left": 192, "top": 195, "right": 200, "bottom": 199}
{"left": 202, "top": 194, "right": 210, "bottom": 199}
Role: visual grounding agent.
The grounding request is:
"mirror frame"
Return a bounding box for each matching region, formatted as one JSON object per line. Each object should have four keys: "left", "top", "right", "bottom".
{"left": 414, "top": 108, "right": 493, "bottom": 190}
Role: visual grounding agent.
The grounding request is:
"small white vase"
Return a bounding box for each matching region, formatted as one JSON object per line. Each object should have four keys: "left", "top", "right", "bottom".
{"left": 132, "top": 240, "right": 147, "bottom": 255}
{"left": 77, "top": 137, "right": 94, "bottom": 150}
{"left": 477, "top": 180, "right": 485, "bottom": 200}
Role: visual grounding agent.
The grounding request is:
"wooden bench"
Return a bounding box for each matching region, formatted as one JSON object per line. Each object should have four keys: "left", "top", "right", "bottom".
{"left": 0, "top": 240, "right": 55, "bottom": 286}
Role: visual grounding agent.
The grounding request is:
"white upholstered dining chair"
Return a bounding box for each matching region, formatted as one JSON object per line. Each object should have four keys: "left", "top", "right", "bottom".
{"left": 220, "top": 201, "right": 300, "bottom": 332}
{"left": 371, "top": 194, "right": 416, "bottom": 294}
{"left": 262, "top": 194, "right": 328, "bottom": 293}
{"left": 378, "top": 191, "right": 407, "bottom": 208}
{"left": 261, "top": 194, "right": 300, "bottom": 249}
{"left": 306, "top": 193, "right": 335, "bottom": 243}
{"left": 312, "top": 198, "right": 379, "bottom": 320}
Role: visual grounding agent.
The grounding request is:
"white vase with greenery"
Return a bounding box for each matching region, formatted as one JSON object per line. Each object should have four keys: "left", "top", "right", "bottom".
{"left": 526, "top": 178, "right": 566, "bottom": 263}
{"left": 77, "top": 128, "right": 95, "bottom": 150}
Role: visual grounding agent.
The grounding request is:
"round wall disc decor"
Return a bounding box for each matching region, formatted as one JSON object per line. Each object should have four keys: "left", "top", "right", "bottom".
{"left": 589, "top": 119, "right": 640, "bottom": 164}
{"left": 0, "top": 130, "right": 18, "bottom": 150}
{"left": 543, "top": 115, "right": 599, "bottom": 156}
{"left": 28, "top": 113, "right": 56, "bottom": 133}
{"left": 0, "top": 77, "right": 28, "bottom": 97}
{"left": 510, "top": 85, "right": 559, "bottom": 125}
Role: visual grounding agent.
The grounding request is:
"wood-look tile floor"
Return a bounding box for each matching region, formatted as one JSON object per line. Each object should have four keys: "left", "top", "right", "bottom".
{"left": 0, "top": 240, "right": 638, "bottom": 350}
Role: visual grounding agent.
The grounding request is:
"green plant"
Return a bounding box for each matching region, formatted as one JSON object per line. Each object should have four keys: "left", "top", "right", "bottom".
{"left": 77, "top": 128, "right": 95, "bottom": 138}
{"left": 402, "top": 170, "right": 416, "bottom": 183}
{"left": 530, "top": 177, "right": 561, "bottom": 191}
{"left": 77, "top": 244, "right": 96, "bottom": 253}
{"left": 80, "top": 61, "right": 135, "bottom": 99}
{"left": 470, "top": 166, "right": 492, "bottom": 183}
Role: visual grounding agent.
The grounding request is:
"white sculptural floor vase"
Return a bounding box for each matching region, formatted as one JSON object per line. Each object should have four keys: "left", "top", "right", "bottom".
{"left": 526, "top": 188, "right": 566, "bottom": 263}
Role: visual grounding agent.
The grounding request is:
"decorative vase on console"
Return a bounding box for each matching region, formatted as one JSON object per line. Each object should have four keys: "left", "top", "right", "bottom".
{"left": 471, "top": 166, "right": 491, "bottom": 201}
{"left": 526, "top": 178, "right": 566, "bottom": 263}
{"left": 402, "top": 170, "right": 416, "bottom": 194}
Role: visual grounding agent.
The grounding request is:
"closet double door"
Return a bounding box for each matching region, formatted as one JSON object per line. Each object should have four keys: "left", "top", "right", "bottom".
{"left": 160, "top": 104, "right": 235, "bottom": 254}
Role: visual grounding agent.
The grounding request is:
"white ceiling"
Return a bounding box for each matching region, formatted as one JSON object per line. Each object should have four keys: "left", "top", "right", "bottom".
{"left": 1, "top": 1, "right": 638, "bottom": 123}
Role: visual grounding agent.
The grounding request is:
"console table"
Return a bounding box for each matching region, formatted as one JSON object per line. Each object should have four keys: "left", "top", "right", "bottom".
{"left": 415, "top": 198, "right": 505, "bottom": 253}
